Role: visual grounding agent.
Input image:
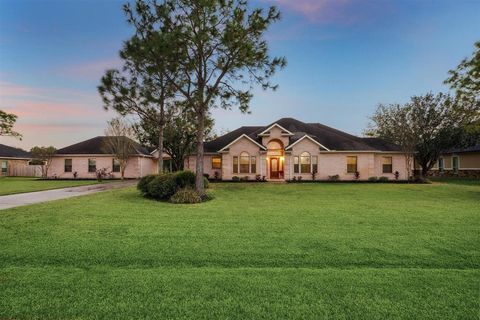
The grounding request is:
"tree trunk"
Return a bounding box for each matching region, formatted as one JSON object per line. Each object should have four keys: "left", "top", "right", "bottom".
{"left": 195, "top": 110, "right": 205, "bottom": 196}
{"left": 157, "top": 125, "right": 164, "bottom": 174}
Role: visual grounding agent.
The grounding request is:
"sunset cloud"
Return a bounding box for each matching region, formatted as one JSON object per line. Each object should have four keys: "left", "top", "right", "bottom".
{"left": 265, "top": 0, "right": 391, "bottom": 25}
{"left": 58, "top": 57, "right": 121, "bottom": 80}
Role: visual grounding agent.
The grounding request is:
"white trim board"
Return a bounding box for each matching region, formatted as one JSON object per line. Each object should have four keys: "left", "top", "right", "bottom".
{"left": 285, "top": 135, "right": 330, "bottom": 151}
{"left": 218, "top": 134, "right": 267, "bottom": 152}
{"left": 257, "top": 123, "right": 294, "bottom": 136}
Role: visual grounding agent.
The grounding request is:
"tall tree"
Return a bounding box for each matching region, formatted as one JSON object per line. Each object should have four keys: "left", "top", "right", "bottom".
{"left": 30, "top": 146, "right": 57, "bottom": 178}
{"left": 103, "top": 118, "right": 135, "bottom": 179}
{"left": 366, "top": 103, "right": 416, "bottom": 179}
{"left": 445, "top": 41, "right": 480, "bottom": 100}
{"left": 127, "top": 0, "right": 286, "bottom": 195}
{"left": 366, "top": 93, "right": 477, "bottom": 177}
{"left": 0, "top": 110, "right": 22, "bottom": 139}
{"left": 98, "top": 1, "right": 178, "bottom": 174}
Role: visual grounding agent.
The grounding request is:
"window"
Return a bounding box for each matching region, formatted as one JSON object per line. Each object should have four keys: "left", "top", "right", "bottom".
{"left": 438, "top": 157, "right": 444, "bottom": 172}
{"left": 293, "top": 156, "right": 299, "bottom": 173}
{"left": 233, "top": 156, "right": 239, "bottom": 174}
{"left": 212, "top": 156, "right": 222, "bottom": 169}
{"left": 347, "top": 156, "right": 357, "bottom": 173}
{"left": 64, "top": 159, "right": 72, "bottom": 172}
{"left": 112, "top": 159, "right": 121, "bottom": 172}
{"left": 1, "top": 161, "right": 7, "bottom": 174}
{"left": 240, "top": 152, "right": 250, "bottom": 174}
{"left": 88, "top": 159, "right": 96, "bottom": 173}
{"left": 300, "top": 152, "right": 311, "bottom": 173}
{"left": 251, "top": 156, "right": 256, "bottom": 174}
{"left": 452, "top": 156, "right": 459, "bottom": 174}
{"left": 382, "top": 157, "right": 392, "bottom": 173}
{"left": 312, "top": 156, "right": 318, "bottom": 173}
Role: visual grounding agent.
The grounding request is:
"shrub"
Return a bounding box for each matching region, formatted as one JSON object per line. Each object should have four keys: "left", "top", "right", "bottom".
{"left": 394, "top": 171, "right": 400, "bottom": 180}
{"left": 137, "top": 174, "right": 157, "bottom": 194}
{"left": 214, "top": 171, "right": 220, "bottom": 181}
{"left": 170, "top": 188, "right": 202, "bottom": 204}
{"left": 311, "top": 171, "right": 317, "bottom": 181}
{"left": 297, "top": 176, "right": 303, "bottom": 181}
{"left": 354, "top": 171, "right": 360, "bottom": 180}
{"left": 175, "top": 171, "right": 196, "bottom": 189}
{"left": 378, "top": 176, "right": 389, "bottom": 182}
{"left": 203, "top": 176, "right": 209, "bottom": 189}
{"left": 147, "top": 174, "right": 177, "bottom": 200}
{"left": 328, "top": 174, "right": 340, "bottom": 181}
{"left": 203, "top": 173, "right": 210, "bottom": 179}
{"left": 255, "top": 174, "right": 262, "bottom": 181}
{"left": 368, "top": 176, "right": 378, "bottom": 182}
{"left": 232, "top": 176, "right": 240, "bottom": 182}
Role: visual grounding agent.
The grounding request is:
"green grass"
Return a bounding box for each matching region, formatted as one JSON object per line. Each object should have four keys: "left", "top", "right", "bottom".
{"left": 0, "top": 177, "right": 103, "bottom": 195}
{"left": 0, "top": 182, "right": 479, "bottom": 319}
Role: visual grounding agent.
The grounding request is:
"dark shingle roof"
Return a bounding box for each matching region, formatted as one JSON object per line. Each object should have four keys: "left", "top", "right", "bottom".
{"left": 203, "top": 118, "right": 401, "bottom": 152}
{"left": 0, "top": 143, "right": 31, "bottom": 159}
{"left": 444, "top": 144, "right": 480, "bottom": 154}
{"left": 56, "top": 136, "right": 151, "bottom": 156}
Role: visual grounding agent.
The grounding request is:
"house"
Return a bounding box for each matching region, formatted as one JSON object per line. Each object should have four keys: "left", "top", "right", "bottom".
{"left": 429, "top": 145, "right": 480, "bottom": 178}
{"left": 184, "top": 118, "right": 408, "bottom": 181}
{"left": 49, "top": 136, "right": 159, "bottom": 179}
{"left": 0, "top": 143, "right": 38, "bottom": 177}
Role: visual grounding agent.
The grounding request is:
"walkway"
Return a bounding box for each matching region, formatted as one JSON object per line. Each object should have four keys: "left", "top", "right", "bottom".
{"left": 0, "top": 180, "right": 137, "bottom": 210}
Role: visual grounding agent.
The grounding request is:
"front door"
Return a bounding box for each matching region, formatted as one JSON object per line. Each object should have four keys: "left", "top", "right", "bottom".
{"left": 270, "top": 157, "right": 281, "bottom": 179}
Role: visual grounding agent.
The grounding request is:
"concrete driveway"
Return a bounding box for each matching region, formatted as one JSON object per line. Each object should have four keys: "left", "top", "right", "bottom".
{"left": 0, "top": 180, "right": 137, "bottom": 210}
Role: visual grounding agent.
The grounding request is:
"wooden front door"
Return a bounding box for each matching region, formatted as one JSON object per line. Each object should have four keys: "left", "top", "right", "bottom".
{"left": 270, "top": 157, "right": 283, "bottom": 179}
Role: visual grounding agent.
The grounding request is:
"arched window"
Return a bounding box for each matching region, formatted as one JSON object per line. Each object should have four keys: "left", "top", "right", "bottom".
{"left": 300, "top": 152, "right": 311, "bottom": 173}
{"left": 240, "top": 152, "right": 250, "bottom": 174}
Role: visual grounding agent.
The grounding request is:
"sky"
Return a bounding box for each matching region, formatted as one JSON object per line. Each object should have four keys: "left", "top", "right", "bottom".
{"left": 0, "top": 0, "right": 479, "bottom": 150}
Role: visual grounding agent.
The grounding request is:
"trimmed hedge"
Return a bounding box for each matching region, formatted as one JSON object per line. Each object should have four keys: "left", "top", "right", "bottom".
{"left": 138, "top": 171, "right": 208, "bottom": 201}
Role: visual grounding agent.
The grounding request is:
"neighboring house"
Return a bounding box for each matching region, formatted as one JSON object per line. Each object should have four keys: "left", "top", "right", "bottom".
{"left": 184, "top": 118, "right": 408, "bottom": 181}
{"left": 49, "top": 136, "right": 159, "bottom": 179}
{"left": 429, "top": 145, "right": 480, "bottom": 177}
{"left": 0, "top": 143, "right": 39, "bottom": 177}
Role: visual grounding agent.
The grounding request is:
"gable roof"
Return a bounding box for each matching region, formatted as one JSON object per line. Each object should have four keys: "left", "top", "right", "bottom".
{"left": 218, "top": 134, "right": 267, "bottom": 152}
{"left": 203, "top": 118, "right": 401, "bottom": 152}
{"left": 0, "top": 143, "right": 32, "bottom": 159}
{"left": 56, "top": 136, "right": 151, "bottom": 156}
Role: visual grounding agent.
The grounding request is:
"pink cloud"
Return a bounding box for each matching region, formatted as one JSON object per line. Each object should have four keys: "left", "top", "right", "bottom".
{"left": 58, "top": 57, "right": 121, "bottom": 80}
{"left": 266, "top": 0, "right": 391, "bottom": 25}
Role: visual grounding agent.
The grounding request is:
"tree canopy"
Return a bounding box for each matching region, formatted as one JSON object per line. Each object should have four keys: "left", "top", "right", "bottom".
{"left": 445, "top": 41, "right": 480, "bottom": 100}
{"left": 0, "top": 110, "right": 22, "bottom": 139}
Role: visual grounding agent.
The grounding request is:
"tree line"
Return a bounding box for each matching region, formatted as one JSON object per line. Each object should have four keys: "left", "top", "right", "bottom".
{"left": 366, "top": 41, "right": 479, "bottom": 177}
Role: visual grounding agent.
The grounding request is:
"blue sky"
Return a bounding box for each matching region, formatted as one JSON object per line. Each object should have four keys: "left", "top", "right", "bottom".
{"left": 1, "top": 0, "right": 479, "bottom": 149}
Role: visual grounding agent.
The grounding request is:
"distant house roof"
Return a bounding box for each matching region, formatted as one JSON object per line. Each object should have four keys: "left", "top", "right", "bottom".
{"left": 56, "top": 136, "right": 151, "bottom": 156}
{"left": 0, "top": 143, "right": 31, "bottom": 159}
{"left": 444, "top": 144, "right": 480, "bottom": 154}
{"left": 203, "top": 118, "right": 401, "bottom": 153}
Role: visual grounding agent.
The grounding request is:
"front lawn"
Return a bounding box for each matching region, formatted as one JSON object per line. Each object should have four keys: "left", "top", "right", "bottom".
{"left": 0, "top": 182, "right": 479, "bottom": 319}
{"left": 0, "top": 177, "right": 104, "bottom": 195}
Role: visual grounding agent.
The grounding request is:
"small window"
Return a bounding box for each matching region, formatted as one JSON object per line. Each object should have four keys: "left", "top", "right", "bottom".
{"left": 88, "top": 159, "right": 96, "bottom": 173}
{"left": 251, "top": 156, "right": 256, "bottom": 174}
{"left": 293, "top": 156, "right": 299, "bottom": 173}
{"left": 64, "top": 159, "right": 72, "bottom": 172}
{"left": 347, "top": 156, "right": 357, "bottom": 173}
{"left": 312, "top": 156, "right": 318, "bottom": 173}
{"left": 212, "top": 156, "right": 222, "bottom": 169}
{"left": 438, "top": 158, "right": 444, "bottom": 172}
{"left": 1, "top": 161, "right": 7, "bottom": 174}
{"left": 240, "top": 152, "right": 250, "bottom": 174}
{"left": 233, "top": 156, "right": 238, "bottom": 174}
{"left": 382, "top": 157, "right": 392, "bottom": 173}
{"left": 452, "top": 156, "right": 459, "bottom": 174}
{"left": 300, "top": 152, "right": 311, "bottom": 173}
{"left": 112, "top": 159, "right": 121, "bottom": 172}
